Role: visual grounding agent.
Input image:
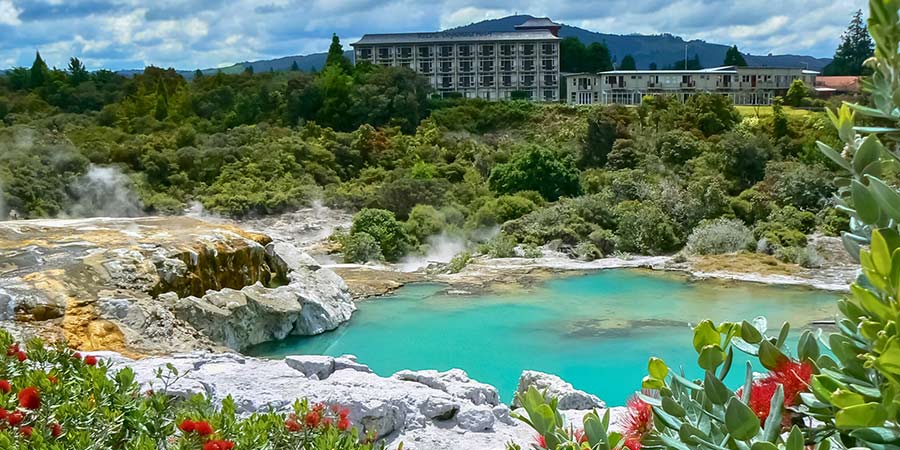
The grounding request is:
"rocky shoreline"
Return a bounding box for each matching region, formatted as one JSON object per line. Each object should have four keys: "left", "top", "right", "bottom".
{"left": 92, "top": 350, "right": 621, "bottom": 450}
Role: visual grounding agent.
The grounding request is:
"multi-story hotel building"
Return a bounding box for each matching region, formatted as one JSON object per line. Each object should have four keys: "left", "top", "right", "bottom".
{"left": 351, "top": 18, "right": 561, "bottom": 101}
{"left": 565, "top": 66, "right": 819, "bottom": 106}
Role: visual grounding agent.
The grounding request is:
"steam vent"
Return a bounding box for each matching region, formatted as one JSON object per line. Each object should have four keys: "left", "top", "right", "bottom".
{"left": 0, "top": 217, "right": 355, "bottom": 355}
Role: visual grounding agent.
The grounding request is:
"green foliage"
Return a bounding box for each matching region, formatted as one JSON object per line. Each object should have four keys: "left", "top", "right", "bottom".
{"left": 479, "top": 233, "right": 518, "bottom": 258}
{"left": 0, "top": 330, "right": 382, "bottom": 450}
{"left": 489, "top": 145, "right": 581, "bottom": 201}
{"left": 823, "top": 9, "right": 874, "bottom": 76}
{"left": 560, "top": 38, "right": 614, "bottom": 73}
{"left": 613, "top": 201, "right": 681, "bottom": 254}
{"left": 784, "top": 80, "right": 811, "bottom": 107}
{"left": 350, "top": 208, "right": 409, "bottom": 262}
{"left": 618, "top": 55, "right": 637, "bottom": 70}
{"left": 447, "top": 251, "right": 471, "bottom": 273}
{"left": 341, "top": 231, "right": 383, "bottom": 263}
{"left": 325, "top": 34, "right": 354, "bottom": 74}
{"left": 685, "top": 218, "right": 754, "bottom": 255}
{"left": 404, "top": 204, "right": 446, "bottom": 245}
{"left": 723, "top": 45, "right": 748, "bottom": 66}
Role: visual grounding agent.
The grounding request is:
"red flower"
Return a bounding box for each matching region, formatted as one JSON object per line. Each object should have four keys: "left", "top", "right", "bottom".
{"left": 19, "top": 426, "right": 33, "bottom": 437}
{"left": 285, "top": 418, "right": 301, "bottom": 432}
{"left": 535, "top": 434, "right": 547, "bottom": 449}
{"left": 203, "top": 440, "right": 235, "bottom": 450}
{"left": 337, "top": 416, "right": 351, "bottom": 432}
{"left": 312, "top": 402, "right": 325, "bottom": 413}
{"left": 0, "top": 408, "right": 7, "bottom": 421}
{"left": 194, "top": 421, "right": 214, "bottom": 436}
{"left": 574, "top": 428, "right": 588, "bottom": 444}
{"left": 322, "top": 417, "right": 333, "bottom": 429}
{"left": 84, "top": 355, "right": 98, "bottom": 366}
{"left": 50, "top": 422, "right": 62, "bottom": 438}
{"left": 72, "top": 352, "right": 82, "bottom": 360}
{"left": 771, "top": 360, "right": 814, "bottom": 406}
{"left": 6, "top": 343, "right": 19, "bottom": 356}
{"left": 622, "top": 396, "right": 653, "bottom": 450}
{"left": 7, "top": 411, "right": 23, "bottom": 426}
{"left": 339, "top": 407, "right": 350, "bottom": 419}
{"left": 0, "top": 379, "right": 10, "bottom": 394}
{"left": 305, "top": 411, "right": 321, "bottom": 428}
{"left": 16, "top": 351, "right": 26, "bottom": 362}
{"left": 18, "top": 387, "right": 41, "bottom": 410}
{"left": 178, "top": 419, "right": 196, "bottom": 433}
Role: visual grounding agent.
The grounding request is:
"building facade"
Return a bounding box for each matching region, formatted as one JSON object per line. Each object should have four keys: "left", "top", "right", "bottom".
{"left": 352, "top": 18, "right": 561, "bottom": 101}
{"left": 564, "top": 66, "right": 819, "bottom": 106}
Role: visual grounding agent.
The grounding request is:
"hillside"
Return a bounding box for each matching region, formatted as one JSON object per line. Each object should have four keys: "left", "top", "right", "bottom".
{"left": 448, "top": 15, "right": 831, "bottom": 71}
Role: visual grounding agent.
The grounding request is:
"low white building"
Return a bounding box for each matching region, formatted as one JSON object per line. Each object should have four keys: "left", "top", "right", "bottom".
{"left": 564, "top": 66, "right": 819, "bottom": 106}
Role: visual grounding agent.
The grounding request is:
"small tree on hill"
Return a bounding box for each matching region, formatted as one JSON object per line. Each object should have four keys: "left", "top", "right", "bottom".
{"left": 618, "top": 54, "right": 637, "bottom": 70}
{"left": 67, "top": 57, "right": 89, "bottom": 85}
{"left": 325, "top": 34, "right": 353, "bottom": 73}
{"left": 29, "top": 51, "right": 49, "bottom": 88}
{"left": 723, "top": 45, "right": 748, "bottom": 66}
{"left": 823, "top": 9, "right": 874, "bottom": 75}
{"left": 290, "top": 61, "right": 300, "bottom": 71}
{"left": 784, "top": 79, "right": 810, "bottom": 106}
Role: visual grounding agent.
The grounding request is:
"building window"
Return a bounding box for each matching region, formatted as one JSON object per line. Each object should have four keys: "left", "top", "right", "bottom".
{"left": 459, "top": 76, "right": 472, "bottom": 88}
{"left": 543, "top": 90, "right": 555, "bottom": 101}
{"left": 439, "top": 46, "right": 453, "bottom": 57}
{"left": 521, "top": 75, "right": 535, "bottom": 87}
{"left": 358, "top": 48, "right": 372, "bottom": 59}
{"left": 398, "top": 47, "right": 412, "bottom": 59}
{"left": 541, "top": 44, "right": 556, "bottom": 55}
{"left": 378, "top": 48, "right": 391, "bottom": 59}
{"left": 500, "top": 44, "right": 515, "bottom": 56}
{"left": 544, "top": 75, "right": 557, "bottom": 85}
{"left": 460, "top": 61, "right": 473, "bottom": 72}
{"left": 501, "top": 61, "right": 514, "bottom": 72}
{"left": 459, "top": 45, "right": 473, "bottom": 57}
{"left": 480, "top": 75, "right": 494, "bottom": 87}
{"left": 522, "top": 44, "right": 535, "bottom": 56}
{"left": 480, "top": 45, "right": 494, "bottom": 56}
{"left": 441, "top": 76, "right": 453, "bottom": 88}
{"left": 541, "top": 59, "right": 555, "bottom": 71}
{"left": 418, "top": 47, "right": 432, "bottom": 58}
{"left": 480, "top": 61, "right": 494, "bottom": 72}
{"left": 419, "top": 62, "right": 433, "bottom": 73}
{"left": 440, "top": 61, "right": 452, "bottom": 73}
{"left": 522, "top": 60, "right": 535, "bottom": 71}
{"left": 502, "top": 75, "right": 513, "bottom": 87}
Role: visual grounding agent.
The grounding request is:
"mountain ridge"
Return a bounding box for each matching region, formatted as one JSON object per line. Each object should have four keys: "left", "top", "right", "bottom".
{"left": 114, "top": 14, "right": 831, "bottom": 77}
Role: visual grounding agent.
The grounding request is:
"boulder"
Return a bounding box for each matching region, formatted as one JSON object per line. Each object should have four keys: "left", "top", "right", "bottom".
{"left": 514, "top": 370, "right": 605, "bottom": 410}
{"left": 457, "top": 405, "right": 496, "bottom": 431}
{"left": 394, "top": 369, "right": 500, "bottom": 406}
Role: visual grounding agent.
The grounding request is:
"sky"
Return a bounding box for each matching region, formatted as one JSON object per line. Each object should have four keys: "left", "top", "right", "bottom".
{"left": 0, "top": 0, "right": 869, "bottom": 71}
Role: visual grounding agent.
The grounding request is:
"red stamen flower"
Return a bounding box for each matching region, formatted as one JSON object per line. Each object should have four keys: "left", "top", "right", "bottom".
{"left": 535, "top": 434, "right": 547, "bottom": 449}
{"left": 84, "top": 355, "right": 98, "bottom": 366}
{"left": 72, "top": 352, "right": 82, "bottom": 360}
{"left": 285, "top": 418, "right": 301, "bottom": 432}
{"left": 305, "top": 410, "right": 321, "bottom": 428}
{"left": 339, "top": 407, "right": 350, "bottom": 419}
{"left": 622, "top": 396, "right": 653, "bottom": 450}
{"left": 50, "top": 422, "right": 62, "bottom": 438}
{"left": 178, "top": 419, "right": 196, "bottom": 433}
{"left": 194, "top": 421, "right": 214, "bottom": 436}
{"left": 18, "top": 387, "right": 41, "bottom": 410}
{"left": 7, "top": 411, "right": 23, "bottom": 426}
{"left": 0, "top": 408, "right": 7, "bottom": 421}
{"left": 0, "top": 379, "right": 10, "bottom": 394}
{"left": 16, "top": 351, "right": 26, "bottom": 362}
{"left": 19, "top": 426, "right": 33, "bottom": 437}
{"left": 574, "top": 428, "right": 588, "bottom": 444}
{"left": 338, "top": 416, "right": 351, "bottom": 431}
{"left": 203, "top": 440, "right": 235, "bottom": 450}
{"left": 6, "top": 343, "right": 19, "bottom": 356}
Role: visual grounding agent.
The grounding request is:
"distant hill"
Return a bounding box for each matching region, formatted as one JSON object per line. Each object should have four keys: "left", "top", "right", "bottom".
{"left": 449, "top": 15, "right": 831, "bottom": 71}
{"left": 114, "top": 14, "right": 830, "bottom": 78}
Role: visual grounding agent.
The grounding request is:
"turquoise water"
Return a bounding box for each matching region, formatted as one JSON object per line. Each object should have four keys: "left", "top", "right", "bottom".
{"left": 248, "top": 269, "right": 838, "bottom": 405}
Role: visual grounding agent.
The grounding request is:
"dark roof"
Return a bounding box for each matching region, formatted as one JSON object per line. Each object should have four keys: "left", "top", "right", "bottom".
{"left": 515, "top": 18, "right": 561, "bottom": 29}
{"left": 352, "top": 30, "right": 559, "bottom": 46}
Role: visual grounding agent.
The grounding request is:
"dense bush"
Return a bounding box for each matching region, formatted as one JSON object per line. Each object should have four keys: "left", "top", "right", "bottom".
{"left": 0, "top": 331, "right": 381, "bottom": 450}
{"left": 341, "top": 232, "right": 383, "bottom": 263}
{"left": 348, "top": 208, "right": 408, "bottom": 262}
{"left": 613, "top": 201, "right": 681, "bottom": 254}
{"left": 684, "top": 218, "right": 754, "bottom": 255}
{"left": 488, "top": 145, "right": 581, "bottom": 201}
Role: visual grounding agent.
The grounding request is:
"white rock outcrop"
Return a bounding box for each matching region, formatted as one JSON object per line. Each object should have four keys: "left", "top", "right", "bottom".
{"left": 514, "top": 370, "right": 606, "bottom": 410}
{"left": 90, "top": 351, "right": 616, "bottom": 450}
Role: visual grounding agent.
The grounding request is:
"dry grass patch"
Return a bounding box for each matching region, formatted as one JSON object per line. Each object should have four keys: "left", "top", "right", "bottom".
{"left": 690, "top": 252, "right": 803, "bottom": 277}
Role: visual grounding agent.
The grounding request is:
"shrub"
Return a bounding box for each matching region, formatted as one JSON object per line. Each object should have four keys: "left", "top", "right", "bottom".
{"left": 478, "top": 234, "right": 517, "bottom": 258}
{"left": 350, "top": 208, "right": 409, "bottom": 261}
{"left": 0, "top": 332, "right": 380, "bottom": 450}
{"left": 573, "top": 242, "right": 602, "bottom": 261}
{"left": 447, "top": 251, "right": 471, "bottom": 273}
{"left": 753, "top": 222, "right": 807, "bottom": 249}
{"left": 488, "top": 145, "right": 581, "bottom": 201}
{"left": 587, "top": 228, "right": 617, "bottom": 255}
{"left": 774, "top": 245, "right": 823, "bottom": 268}
{"left": 684, "top": 218, "right": 754, "bottom": 255}
{"left": 341, "top": 232, "right": 383, "bottom": 263}
{"left": 403, "top": 204, "right": 445, "bottom": 245}
{"left": 816, "top": 206, "right": 849, "bottom": 236}
{"left": 519, "top": 244, "right": 543, "bottom": 258}
{"left": 613, "top": 201, "right": 681, "bottom": 255}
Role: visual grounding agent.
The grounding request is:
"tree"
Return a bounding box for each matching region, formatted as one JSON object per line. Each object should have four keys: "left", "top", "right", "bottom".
{"left": 325, "top": 34, "right": 353, "bottom": 73}
{"left": 488, "top": 145, "right": 581, "bottom": 201}
{"left": 665, "top": 54, "right": 702, "bottom": 70}
{"left": 67, "top": 57, "right": 89, "bottom": 85}
{"left": 771, "top": 97, "right": 789, "bottom": 138}
{"left": 154, "top": 79, "right": 169, "bottom": 120}
{"left": 29, "top": 51, "right": 49, "bottom": 88}
{"left": 784, "top": 79, "right": 810, "bottom": 106}
{"left": 823, "top": 9, "right": 874, "bottom": 75}
{"left": 349, "top": 208, "right": 408, "bottom": 261}
{"left": 244, "top": 65, "right": 254, "bottom": 75}
{"left": 586, "top": 42, "right": 614, "bottom": 72}
{"left": 618, "top": 54, "right": 637, "bottom": 70}
{"left": 290, "top": 61, "right": 300, "bottom": 71}
{"left": 561, "top": 38, "right": 613, "bottom": 73}
{"left": 723, "top": 45, "right": 748, "bottom": 66}
{"left": 193, "top": 69, "right": 204, "bottom": 79}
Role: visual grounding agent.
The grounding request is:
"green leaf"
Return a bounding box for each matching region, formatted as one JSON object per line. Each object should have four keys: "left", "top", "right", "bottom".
{"left": 877, "top": 339, "right": 900, "bottom": 374}
{"left": 850, "top": 426, "right": 900, "bottom": 444}
{"left": 704, "top": 370, "right": 731, "bottom": 405}
{"left": 762, "top": 385, "right": 784, "bottom": 443}
{"left": 583, "top": 411, "right": 610, "bottom": 450}
{"left": 785, "top": 426, "right": 804, "bottom": 450}
{"left": 698, "top": 345, "right": 726, "bottom": 371}
{"left": 740, "top": 321, "right": 763, "bottom": 344}
{"left": 817, "top": 141, "right": 852, "bottom": 172}
{"left": 662, "top": 396, "right": 686, "bottom": 418}
{"left": 693, "top": 320, "right": 720, "bottom": 353}
{"left": 797, "top": 330, "right": 820, "bottom": 362}
{"left": 851, "top": 283, "right": 893, "bottom": 320}
{"left": 836, "top": 402, "right": 888, "bottom": 429}
{"left": 852, "top": 179, "right": 881, "bottom": 224}
{"left": 725, "top": 397, "right": 761, "bottom": 440}
{"left": 648, "top": 357, "right": 668, "bottom": 380}
{"left": 865, "top": 176, "right": 900, "bottom": 223}
{"left": 750, "top": 443, "right": 778, "bottom": 450}
{"left": 830, "top": 389, "right": 865, "bottom": 409}
{"left": 871, "top": 229, "right": 892, "bottom": 275}
{"left": 758, "top": 340, "right": 788, "bottom": 370}
{"left": 854, "top": 134, "right": 885, "bottom": 175}
{"left": 775, "top": 322, "right": 790, "bottom": 348}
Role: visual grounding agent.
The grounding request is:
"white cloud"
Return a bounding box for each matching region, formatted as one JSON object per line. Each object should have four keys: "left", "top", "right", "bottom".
{"left": 0, "top": 0, "right": 21, "bottom": 26}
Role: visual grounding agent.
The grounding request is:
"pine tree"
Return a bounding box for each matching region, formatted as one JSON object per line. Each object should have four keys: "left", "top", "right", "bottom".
{"left": 723, "top": 45, "right": 748, "bottom": 66}
{"left": 29, "top": 51, "right": 49, "bottom": 88}
{"left": 325, "top": 34, "right": 353, "bottom": 73}
{"left": 290, "top": 61, "right": 300, "bottom": 71}
{"left": 67, "top": 57, "right": 89, "bottom": 85}
{"left": 618, "top": 54, "right": 636, "bottom": 70}
{"left": 824, "top": 9, "right": 874, "bottom": 75}
{"left": 194, "top": 69, "right": 204, "bottom": 80}
{"left": 244, "top": 65, "right": 254, "bottom": 75}
{"left": 154, "top": 79, "right": 169, "bottom": 121}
